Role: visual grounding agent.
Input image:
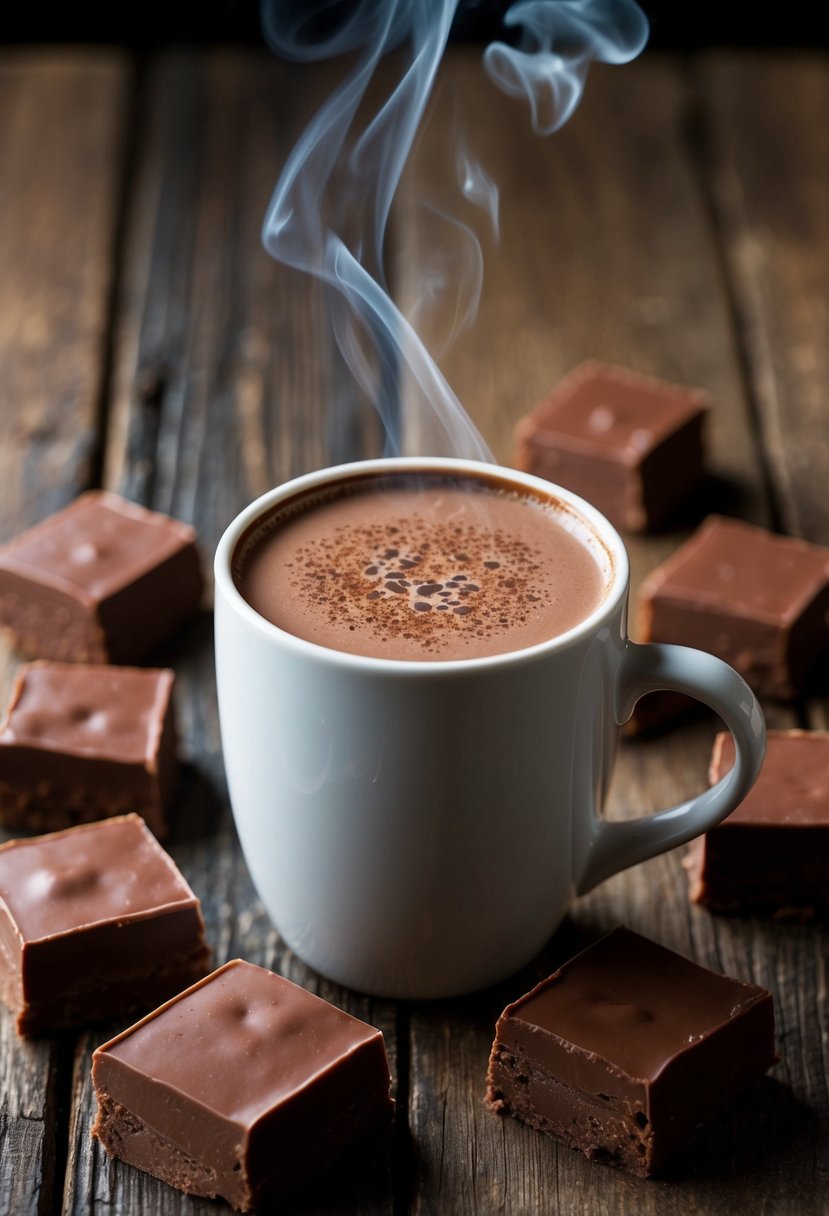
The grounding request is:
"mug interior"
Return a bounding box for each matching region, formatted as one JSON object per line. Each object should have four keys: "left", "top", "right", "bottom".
{"left": 216, "top": 457, "right": 629, "bottom": 668}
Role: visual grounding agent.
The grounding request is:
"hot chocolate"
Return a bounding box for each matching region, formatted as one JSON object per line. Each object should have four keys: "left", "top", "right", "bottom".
{"left": 233, "top": 472, "right": 609, "bottom": 661}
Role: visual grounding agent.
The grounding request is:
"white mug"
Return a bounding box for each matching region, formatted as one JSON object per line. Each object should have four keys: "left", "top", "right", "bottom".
{"left": 214, "top": 457, "right": 765, "bottom": 999}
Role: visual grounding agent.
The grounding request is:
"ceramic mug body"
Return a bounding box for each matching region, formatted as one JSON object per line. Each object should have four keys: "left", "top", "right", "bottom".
{"left": 214, "top": 458, "right": 765, "bottom": 999}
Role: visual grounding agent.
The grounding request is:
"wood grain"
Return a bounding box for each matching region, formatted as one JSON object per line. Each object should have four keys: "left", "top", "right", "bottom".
{"left": 696, "top": 50, "right": 829, "bottom": 1189}
{"left": 102, "top": 50, "right": 380, "bottom": 540}
{"left": 1, "top": 45, "right": 828, "bottom": 1216}
{"left": 395, "top": 50, "right": 825, "bottom": 1216}
{"left": 61, "top": 50, "right": 395, "bottom": 1216}
{"left": 699, "top": 53, "right": 829, "bottom": 547}
{"left": 0, "top": 52, "right": 129, "bottom": 534}
{"left": 0, "top": 50, "right": 130, "bottom": 1216}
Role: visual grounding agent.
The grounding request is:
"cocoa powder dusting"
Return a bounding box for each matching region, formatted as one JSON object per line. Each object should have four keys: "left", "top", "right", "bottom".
{"left": 237, "top": 480, "right": 606, "bottom": 661}
{"left": 284, "top": 518, "right": 548, "bottom": 654}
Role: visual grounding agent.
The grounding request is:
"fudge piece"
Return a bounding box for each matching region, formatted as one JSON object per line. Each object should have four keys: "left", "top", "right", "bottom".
{"left": 0, "top": 662, "right": 177, "bottom": 837}
{"left": 485, "top": 927, "right": 775, "bottom": 1177}
{"left": 91, "top": 959, "right": 394, "bottom": 1212}
{"left": 685, "top": 730, "right": 829, "bottom": 917}
{"left": 0, "top": 490, "right": 202, "bottom": 663}
{"left": 514, "top": 362, "right": 708, "bottom": 531}
{"left": 0, "top": 814, "right": 210, "bottom": 1036}
{"left": 638, "top": 515, "right": 829, "bottom": 698}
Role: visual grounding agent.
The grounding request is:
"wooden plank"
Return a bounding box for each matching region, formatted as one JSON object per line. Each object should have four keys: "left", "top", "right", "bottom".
{"left": 396, "top": 50, "right": 820, "bottom": 1215}
{"left": 395, "top": 55, "right": 767, "bottom": 529}
{"left": 699, "top": 53, "right": 829, "bottom": 548}
{"left": 102, "top": 50, "right": 379, "bottom": 537}
{"left": 12, "top": 43, "right": 825, "bottom": 1216}
{"left": 0, "top": 51, "right": 129, "bottom": 532}
{"left": 0, "top": 50, "right": 130, "bottom": 1216}
{"left": 697, "top": 46, "right": 829, "bottom": 1185}
{"left": 700, "top": 52, "right": 829, "bottom": 735}
{"left": 63, "top": 50, "right": 396, "bottom": 1215}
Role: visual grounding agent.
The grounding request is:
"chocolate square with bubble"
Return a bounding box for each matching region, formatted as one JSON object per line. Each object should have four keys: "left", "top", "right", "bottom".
{"left": 514, "top": 361, "right": 708, "bottom": 532}
{"left": 0, "top": 490, "right": 202, "bottom": 663}
{"left": 639, "top": 514, "right": 829, "bottom": 698}
{"left": 92, "top": 959, "right": 393, "bottom": 1212}
{"left": 0, "top": 661, "right": 177, "bottom": 836}
{"left": 0, "top": 814, "right": 210, "bottom": 1036}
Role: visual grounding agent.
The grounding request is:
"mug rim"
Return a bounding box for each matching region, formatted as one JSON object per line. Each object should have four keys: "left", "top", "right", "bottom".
{"left": 214, "top": 456, "right": 630, "bottom": 673}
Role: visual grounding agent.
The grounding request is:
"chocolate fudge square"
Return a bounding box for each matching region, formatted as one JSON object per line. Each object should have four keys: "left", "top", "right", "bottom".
{"left": 686, "top": 730, "right": 829, "bottom": 917}
{"left": 639, "top": 515, "right": 829, "bottom": 698}
{"left": 514, "top": 362, "right": 708, "bottom": 532}
{"left": 0, "top": 814, "right": 210, "bottom": 1036}
{"left": 91, "top": 959, "right": 394, "bottom": 1212}
{"left": 0, "top": 490, "right": 202, "bottom": 663}
{"left": 0, "top": 662, "right": 177, "bottom": 837}
{"left": 485, "top": 927, "right": 775, "bottom": 1177}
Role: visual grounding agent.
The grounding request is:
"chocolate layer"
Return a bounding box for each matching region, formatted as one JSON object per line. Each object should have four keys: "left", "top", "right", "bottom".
{"left": 514, "top": 362, "right": 708, "bottom": 532}
{"left": 0, "top": 814, "right": 209, "bottom": 1036}
{"left": 639, "top": 515, "right": 829, "bottom": 698}
{"left": 486, "top": 927, "right": 775, "bottom": 1176}
{"left": 92, "top": 959, "right": 393, "bottom": 1212}
{"left": 0, "top": 491, "right": 202, "bottom": 663}
{"left": 686, "top": 730, "right": 829, "bottom": 917}
{"left": 0, "top": 662, "right": 177, "bottom": 836}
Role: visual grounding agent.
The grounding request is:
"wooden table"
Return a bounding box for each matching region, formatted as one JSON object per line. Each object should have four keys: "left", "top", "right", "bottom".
{"left": 1, "top": 44, "right": 827, "bottom": 1216}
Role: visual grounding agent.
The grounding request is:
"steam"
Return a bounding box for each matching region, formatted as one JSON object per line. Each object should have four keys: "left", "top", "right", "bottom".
{"left": 484, "top": 1, "right": 649, "bottom": 135}
{"left": 456, "top": 135, "right": 500, "bottom": 237}
{"left": 262, "top": 0, "right": 648, "bottom": 461}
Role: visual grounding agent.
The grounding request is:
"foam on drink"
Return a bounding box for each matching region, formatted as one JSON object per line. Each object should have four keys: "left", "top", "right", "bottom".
{"left": 234, "top": 473, "right": 609, "bottom": 662}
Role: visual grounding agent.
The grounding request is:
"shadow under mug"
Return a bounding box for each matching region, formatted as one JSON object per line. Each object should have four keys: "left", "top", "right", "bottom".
{"left": 214, "top": 457, "right": 765, "bottom": 1000}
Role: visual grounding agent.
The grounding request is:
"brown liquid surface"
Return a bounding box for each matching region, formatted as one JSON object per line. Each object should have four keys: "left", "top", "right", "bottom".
{"left": 235, "top": 475, "right": 607, "bottom": 661}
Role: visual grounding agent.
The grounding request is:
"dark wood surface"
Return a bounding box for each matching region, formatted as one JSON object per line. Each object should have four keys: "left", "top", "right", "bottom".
{"left": 0, "top": 45, "right": 827, "bottom": 1216}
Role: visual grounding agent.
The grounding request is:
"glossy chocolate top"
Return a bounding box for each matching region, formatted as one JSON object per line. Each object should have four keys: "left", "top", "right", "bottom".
{"left": 97, "top": 959, "right": 387, "bottom": 1126}
{"left": 0, "top": 662, "right": 173, "bottom": 763}
{"left": 711, "top": 730, "right": 829, "bottom": 826}
{"left": 643, "top": 515, "right": 829, "bottom": 622}
{"left": 0, "top": 814, "right": 197, "bottom": 943}
{"left": 0, "top": 491, "right": 197, "bottom": 603}
{"left": 502, "top": 927, "right": 769, "bottom": 1084}
{"left": 528, "top": 361, "right": 707, "bottom": 463}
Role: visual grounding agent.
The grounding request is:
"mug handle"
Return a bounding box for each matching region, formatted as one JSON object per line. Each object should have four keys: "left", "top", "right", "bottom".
{"left": 576, "top": 640, "right": 766, "bottom": 895}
